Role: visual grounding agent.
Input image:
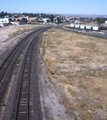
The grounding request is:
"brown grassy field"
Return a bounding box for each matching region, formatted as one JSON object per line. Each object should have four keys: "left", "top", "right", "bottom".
{"left": 40, "top": 28, "right": 107, "bottom": 120}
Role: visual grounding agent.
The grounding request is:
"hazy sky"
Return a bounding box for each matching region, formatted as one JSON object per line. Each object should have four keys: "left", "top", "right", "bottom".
{"left": 0, "top": 0, "right": 107, "bottom": 15}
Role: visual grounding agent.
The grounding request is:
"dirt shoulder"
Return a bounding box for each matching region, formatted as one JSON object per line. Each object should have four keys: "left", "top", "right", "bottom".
{"left": 0, "top": 25, "right": 44, "bottom": 42}
{"left": 39, "top": 51, "right": 71, "bottom": 120}
{"left": 40, "top": 28, "right": 107, "bottom": 120}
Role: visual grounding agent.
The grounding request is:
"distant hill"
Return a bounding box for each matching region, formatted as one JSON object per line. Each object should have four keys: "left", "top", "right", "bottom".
{"left": 9, "top": 13, "right": 107, "bottom": 18}
{"left": 59, "top": 14, "right": 107, "bottom": 18}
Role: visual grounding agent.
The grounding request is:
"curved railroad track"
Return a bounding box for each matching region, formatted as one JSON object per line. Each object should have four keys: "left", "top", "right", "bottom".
{"left": 0, "top": 27, "right": 48, "bottom": 81}
{"left": 0, "top": 27, "right": 50, "bottom": 100}
{"left": 0, "top": 26, "right": 52, "bottom": 120}
{"left": 14, "top": 29, "right": 47, "bottom": 120}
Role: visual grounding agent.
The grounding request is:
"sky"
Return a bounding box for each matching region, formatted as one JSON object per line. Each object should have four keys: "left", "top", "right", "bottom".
{"left": 0, "top": 0, "right": 107, "bottom": 15}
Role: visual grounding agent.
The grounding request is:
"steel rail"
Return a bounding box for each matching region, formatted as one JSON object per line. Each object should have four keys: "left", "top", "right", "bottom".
{"left": 0, "top": 26, "right": 49, "bottom": 69}
{"left": 0, "top": 27, "right": 47, "bottom": 81}
{"left": 14, "top": 27, "right": 49, "bottom": 120}
{"left": 0, "top": 32, "right": 34, "bottom": 81}
{"left": 0, "top": 30, "right": 34, "bottom": 69}
{"left": 15, "top": 33, "right": 38, "bottom": 120}
{"left": 0, "top": 27, "right": 48, "bottom": 69}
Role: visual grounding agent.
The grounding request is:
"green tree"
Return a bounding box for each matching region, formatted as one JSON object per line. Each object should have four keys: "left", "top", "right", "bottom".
{"left": 95, "top": 17, "right": 107, "bottom": 24}
{"left": 5, "top": 12, "right": 8, "bottom": 15}
{"left": 57, "top": 17, "right": 61, "bottom": 23}
{"left": 101, "top": 18, "right": 107, "bottom": 23}
{"left": 43, "top": 14, "right": 46, "bottom": 18}
{"left": 95, "top": 17, "right": 102, "bottom": 24}
{"left": 0, "top": 11, "right": 5, "bottom": 18}
{"left": 37, "top": 13, "right": 40, "bottom": 17}
{"left": 41, "top": 13, "right": 44, "bottom": 17}
{"left": 47, "top": 19, "right": 49, "bottom": 23}
{"left": 35, "top": 13, "right": 37, "bottom": 17}
{"left": 49, "top": 14, "right": 55, "bottom": 22}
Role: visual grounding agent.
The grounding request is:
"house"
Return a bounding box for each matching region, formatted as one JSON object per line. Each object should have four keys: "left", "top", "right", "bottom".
{"left": 53, "top": 18, "right": 58, "bottom": 23}
{"left": 10, "top": 15, "right": 37, "bottom": 23}
{"left": 27, "top": 17, "right": 37, "bottom": 22}
{"left": 42, "top": 18, "right": 50, "bottom": 23}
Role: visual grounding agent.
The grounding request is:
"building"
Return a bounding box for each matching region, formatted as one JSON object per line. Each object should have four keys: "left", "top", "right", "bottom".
{"left": 10, "top": 16, "right": 37, "bottom": 23}
{"left": 0, "top": 18, "right": 9, "bottom": 27}
{"left": 0, "top": 18, "right": 9, "bottom": 23}
{"left": 105, "top": 21, "right": 107, "bottom": 23}
{"left": 69, "top": 19, "right": 75, "bottom": 23}
{"left": 42, "top": 18, "right": 50, "bottom": 23}
{"left": 27, "top": 17, "right": 37, "bottom": 22}
{"left": 53, "top": 18, "right": 58, "bottom": 23}
{"left": 75, "top": 20, "right": 81, "bottom": 24}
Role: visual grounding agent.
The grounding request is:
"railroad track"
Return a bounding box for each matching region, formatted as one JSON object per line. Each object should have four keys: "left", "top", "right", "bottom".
{"left": 6, "top": 27, "right": 50, "bottom": 120}
{"left": 12, "top": 29, "right": 46, "bottom": 120}
{"left": 14, "top": 34, "right": 38, "bottom": 120}
{"left": 0, "top": 26, "right": 51, "bottom": 104}
{"left": 0, "top": 27, "right": 47, "bottom": 81}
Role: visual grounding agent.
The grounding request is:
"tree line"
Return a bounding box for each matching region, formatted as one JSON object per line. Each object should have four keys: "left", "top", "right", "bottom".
{"left": 95, "top": 17, "right": 107, "bottom": 24}
{"left": 0, "top": 11, "right": 12, "bottom": 17}
{"left": 0, "top": 11, "right": 64, "bottom": 22}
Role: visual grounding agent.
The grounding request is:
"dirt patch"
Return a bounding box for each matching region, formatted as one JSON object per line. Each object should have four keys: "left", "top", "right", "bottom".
{"left": 40, "top": 28, "right": 107, "bottom": 120}
{"left": 0, "top": 25, "right": 44, "bottom": 42}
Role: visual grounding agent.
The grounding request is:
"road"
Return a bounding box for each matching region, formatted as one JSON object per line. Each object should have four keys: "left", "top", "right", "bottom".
{"left": 56, "top": 24, "right": 107, "bottom": 39}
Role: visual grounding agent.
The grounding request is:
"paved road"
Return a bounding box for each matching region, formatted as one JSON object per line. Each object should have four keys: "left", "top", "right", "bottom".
{"left": 56, "top": 24, "right": 107, "bottom": 39}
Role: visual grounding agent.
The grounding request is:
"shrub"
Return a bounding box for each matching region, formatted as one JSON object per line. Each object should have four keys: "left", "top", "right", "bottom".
{"left": 101, "top": 26, "right": 107, "bottom": 30}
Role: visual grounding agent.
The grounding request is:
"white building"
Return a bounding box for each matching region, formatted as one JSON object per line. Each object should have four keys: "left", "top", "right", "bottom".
{"left": 105, "top": 21, "right": 107, "bottom": 23}
{"left": 42, "top": 18, "right": 50, "bottom": 23}
{"left": 75, "top": 20, "right": 80, "bottom": 24}
{"left": 0, "top": 18, "right": 9, "bottom": 23}
{"left": 0, "top": 18, "right": 9, "bottom": 27}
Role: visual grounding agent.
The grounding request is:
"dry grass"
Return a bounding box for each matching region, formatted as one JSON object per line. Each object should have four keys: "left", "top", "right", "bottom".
{"left": 40, "top": 28, "right": 107, "bottom": 120}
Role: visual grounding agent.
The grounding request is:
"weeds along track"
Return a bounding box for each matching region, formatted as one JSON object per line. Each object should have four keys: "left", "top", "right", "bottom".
{"left": 0, "top": 26, "right": 51, "bottom": 108}
{"left": 11, "top": 28, "right": 49, "bottom": 120}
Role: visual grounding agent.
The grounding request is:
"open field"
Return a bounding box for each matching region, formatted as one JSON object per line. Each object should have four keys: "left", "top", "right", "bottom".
{"left": 40, "top": 28, "right": 107, "bottom": 120}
